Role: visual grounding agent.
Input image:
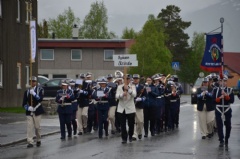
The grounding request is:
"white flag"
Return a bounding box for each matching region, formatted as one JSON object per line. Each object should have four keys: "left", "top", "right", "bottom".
{"left": 30, "top": 20, "right": 36, "bottom": 63}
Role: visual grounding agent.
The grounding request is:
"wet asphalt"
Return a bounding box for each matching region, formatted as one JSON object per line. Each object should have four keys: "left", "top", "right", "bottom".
{"left": 0, "top": 95, "right": 240, "bottom": 159}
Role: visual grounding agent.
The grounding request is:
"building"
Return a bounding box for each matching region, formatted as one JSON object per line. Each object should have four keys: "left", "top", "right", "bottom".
{"left": 0, "top": 0, "right": 38, "bottom": 107}
{"left": 224, "top": 52, "right": 240, "bottom": 87}
{"left": 38, "top": 39, "right": 135, "bottom": 79}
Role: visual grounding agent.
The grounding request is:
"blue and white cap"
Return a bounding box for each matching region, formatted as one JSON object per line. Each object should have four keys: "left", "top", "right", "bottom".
{"left": 97, "top": 77, "right": 107, "bottom": 83}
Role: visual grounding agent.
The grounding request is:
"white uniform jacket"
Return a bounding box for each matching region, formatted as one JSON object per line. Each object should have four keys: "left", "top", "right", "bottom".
{"left": 116, "top": 83, "right": 136, "bottom": 114}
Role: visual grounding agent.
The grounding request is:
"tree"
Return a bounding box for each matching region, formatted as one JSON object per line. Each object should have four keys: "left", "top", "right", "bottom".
{"left": 48, "top": 7, "right": 80, "bottom": 38}
{"left": 129, "top": 16, "right": 172, "bottom": 76}
{"left": 43, "top": 20, "right": 48, "bottom": 38}
{"left": 38, "top": 19, "right": 49, "bottom": 38}
{"left": 157, "top": 5, "right": 191, "bottom": 64}
{"left": 80, "top": 1, "right": 116, "bottom": 39}
{"left": 37, "top": 23, "right": 43, "bottom": 38}
{"left": 121, "top": 27, "right": 138, "bottom": 39}
{"left": 178, "top": 32, "right": 206, "bottom": 84}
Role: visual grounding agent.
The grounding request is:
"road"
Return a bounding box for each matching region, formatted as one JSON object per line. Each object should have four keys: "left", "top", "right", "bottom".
{"left": 1, "top": 95, "right": 240, "bottom": 159}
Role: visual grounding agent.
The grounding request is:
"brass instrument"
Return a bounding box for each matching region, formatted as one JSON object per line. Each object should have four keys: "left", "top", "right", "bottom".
{"left": 163, "top": 74, "right": 171, "bottom": 85}
{"left": 171, "top": 86, "right": 177, "bottom": 94}
{"left": 113, "top": 70, "right": 124, "bottom": 83}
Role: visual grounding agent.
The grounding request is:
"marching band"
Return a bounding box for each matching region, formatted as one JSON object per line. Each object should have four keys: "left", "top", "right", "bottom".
{"left": 54, "top": 71, "right": 184, "bottom": 144}
{"left": 46, "top": 70, "right": 235, "bottom": 149}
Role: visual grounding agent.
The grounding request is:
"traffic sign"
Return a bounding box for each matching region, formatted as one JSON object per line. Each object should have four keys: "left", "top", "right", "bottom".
{"left": 224, "top": 70, "right": 229, "bottom": 76}
{"left": 172, "top": 62, "right": 180, "bottom": 70}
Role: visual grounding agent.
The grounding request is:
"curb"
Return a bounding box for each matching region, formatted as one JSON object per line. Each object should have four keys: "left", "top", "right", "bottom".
{"left": 0, "top": 130, "right": 60, "bottom": 148}
{"left": 1, "top": 101, "right": 187, "bottom": 148}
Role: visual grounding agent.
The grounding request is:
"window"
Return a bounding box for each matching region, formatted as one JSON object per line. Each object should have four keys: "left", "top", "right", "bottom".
{"left": 17, "top": 63, "right": 21, "bottom": 89}
{"left": 0, "top": 62, "right": 2, "bottom": 87}
{"left": 17, "top": 0, "right": 20, "bottom": 22}
{"left": 104, "top": 50, "right": 114, "bottom": 61}
{"left": 25, "top": 2, "right": 32, "bottom": 23}
{"left": 40, "top": 49, "right": 54, "bottom": 60}
{"left": 71, "top": 49, "right": 82, "bottom": 61}
{"left": 0, "top": 0, "right": 2, "bottom": 18}
{"left": 25, "top": 66, "right": 29, "bottom": 87}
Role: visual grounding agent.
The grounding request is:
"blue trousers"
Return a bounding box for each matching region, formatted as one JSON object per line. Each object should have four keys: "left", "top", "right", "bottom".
{"left": 97, "top": 109, "right": 108, "bottom": 137}
{"left": 58, "top": 113, "right": 72, "bottom": 138}
{"left": 215, "top": 108, "right": 232, "bottom": 142}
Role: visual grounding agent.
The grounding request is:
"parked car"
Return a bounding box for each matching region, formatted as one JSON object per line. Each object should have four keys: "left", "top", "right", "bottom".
{"left": 37, "top": 75, "right": 49, "bottom": 85}
{"left": 41, "top": 78, "right": 73, "bottom": 97}
{"left": 190, "top": 77, "right": 203, "bottom": 104}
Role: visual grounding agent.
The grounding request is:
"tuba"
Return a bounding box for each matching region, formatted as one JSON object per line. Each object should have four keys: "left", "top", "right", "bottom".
{"left": 113, "top": 70, "right": 124, "bottom": 84}
{"left": 114, "top": 70, "right": 124, "bottom": 78}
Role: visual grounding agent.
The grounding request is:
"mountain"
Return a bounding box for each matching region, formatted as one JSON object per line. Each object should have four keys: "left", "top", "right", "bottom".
{"left": 183, "top": 0, "right": 240, "bottom": 52}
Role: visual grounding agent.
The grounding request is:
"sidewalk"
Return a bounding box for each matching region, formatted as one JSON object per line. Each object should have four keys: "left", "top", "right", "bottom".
{"left": 0, "top": 112, "right": 59, "bottom": 147}
{"left": 0, "top": 101, "right": 187, "bottom": 147}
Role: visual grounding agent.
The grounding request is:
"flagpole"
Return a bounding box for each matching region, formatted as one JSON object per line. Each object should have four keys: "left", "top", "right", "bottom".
{"left": 220, "top": 17, "right": 224, "bottom": 78}
{"left": 220, "top": 17, "right": 225, "bottom": 122}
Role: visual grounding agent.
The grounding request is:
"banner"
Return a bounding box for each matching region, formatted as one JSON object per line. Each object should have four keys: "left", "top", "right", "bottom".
{"left": 200, "top": 33, "right": 222, "bottom": 72}
{"left": 30, "top": 20, "right": 36, "bottom": 63}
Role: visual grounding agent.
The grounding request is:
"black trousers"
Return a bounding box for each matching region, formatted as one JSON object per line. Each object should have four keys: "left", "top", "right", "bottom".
{"left": 71, "top": 110, "right": 77, "bottom": 134}
{"left": 144, "top": 106, "right": 156, "bottom": 135}
{"left": 119, "top": 111, "right": 135, "bottom": 141}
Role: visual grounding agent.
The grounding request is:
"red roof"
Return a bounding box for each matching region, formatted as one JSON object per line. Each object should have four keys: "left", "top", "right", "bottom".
{"left": 38, "top": 39, "right": 135, "bottom": 48}
{"left": 224, "top": 52, "right": 240, "bottom": 74}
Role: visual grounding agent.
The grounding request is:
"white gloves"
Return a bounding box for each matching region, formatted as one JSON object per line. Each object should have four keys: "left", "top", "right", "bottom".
{"left": 201, "top": 92, "right": 205, "bottom": 96}
{"left": 30, "top": 89, "right": 36, "bottom": 96}
{"left": 60, "top": 96, "right": 65, "bottom": 101}
{"left": 28, "top": 106, "right": 34, "bottom": 111}
{"left": 79, "top": 90, "right": 84, "bottom": 93}
{"left": 128, "top": 89, "right": 133, "bottom": 94}
{"left": 135, "top": 97, "right": 142, "bottom": 102}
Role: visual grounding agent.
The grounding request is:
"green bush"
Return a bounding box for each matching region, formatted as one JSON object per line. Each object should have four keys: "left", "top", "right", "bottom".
{"left": 0, "top": 107, "right": 25, "bottom": 113}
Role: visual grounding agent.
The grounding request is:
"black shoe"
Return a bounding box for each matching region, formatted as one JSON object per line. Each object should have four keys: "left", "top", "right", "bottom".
{"left": 73, "top": 131, "right": 77, "bottom": 135}
{"left": 219, "top": 141, "right": 224, "bottom": 147}
{"left": 144, "top": 134, "right": 148, "bottom": 138}
{"left": 176, "top": 124, "right": 179, "bottom": 128}
{"left": 132, "top": 137, "right": 137, "bottom": 141}
{"left": 68, "top": 135, "right": 72, "bottom": 138}
{"left": 60, "top": 137, "right": 65, "bottom": 140}
{"left": 78, "top": 132, "right": 83, "bottom": 135}
{"left": 111, "top": 130, "right": 116, "bottom": 135}
{"left": 225, "top": 140, "right": 228, "bottom": 146}
{"left": 99, "top": 136, "right": 103, "bottom": 139}
{"left": 36, "top": 141, "right": 41, "bottom": 147}
{"left": 151, "top": 132, "right": 155, "bottom": 136}
{"left": 202, "top": 136, "right": 206, "bottom": 139}
{"left": 138, "top": 134, "right": 142, "bottom": 140}
{"left": 129, "top": 138, "right": 133, "bottom": 142}
{"left": 27, "top": 144, "right": 34, "bottom": 148}
{"left": 105, "top": 131, "right": 109, "bottom": 137}
{"left": 207, "top": 134, "right": 212, "bottom": 138}
{"left": 83, "top": 128, "right": 87, "bottom": 133}
{"left": 225, "top": 141, "right": 228, "bottom": 150}
{"left": 122, "top": 140, "right": 127, "bottom": 144}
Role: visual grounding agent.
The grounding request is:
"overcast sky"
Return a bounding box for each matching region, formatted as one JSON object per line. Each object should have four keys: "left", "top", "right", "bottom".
{"left": 38, "top": 0, "right": 240, "bottom": 52}
{"left": 38, "top": 0, "right": 220, "bottom": 32}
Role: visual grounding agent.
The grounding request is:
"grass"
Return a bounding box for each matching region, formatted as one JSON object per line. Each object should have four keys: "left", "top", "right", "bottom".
{"left": 0, "top": 107, "right": 25, "bottom": 113}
